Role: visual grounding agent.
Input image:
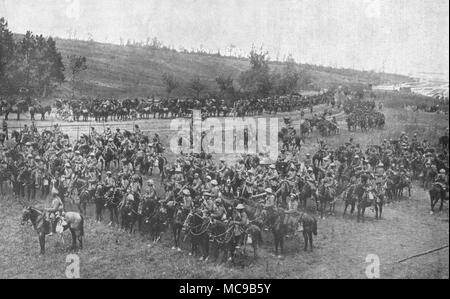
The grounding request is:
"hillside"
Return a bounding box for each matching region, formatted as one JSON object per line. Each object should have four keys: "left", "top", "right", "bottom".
{"left": 45, "top": 37, "right": 412, "bottom": 99}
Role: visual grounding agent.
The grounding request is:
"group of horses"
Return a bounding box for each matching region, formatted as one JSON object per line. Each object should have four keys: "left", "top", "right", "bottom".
{"left": 52, "top": 91, "right": 337, "bottom": 123}
{"left": 0, "top": 99, "right": 52, "bottom": 121}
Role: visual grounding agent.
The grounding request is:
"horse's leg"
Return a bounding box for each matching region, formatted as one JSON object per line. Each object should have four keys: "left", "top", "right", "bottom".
{"left": 70, "top": 229, "right": 77, "bottom": 250}
{"left": 302, "top": 230, "right": 308, "bottom": 251}
{"left": 39, "top": 233, "right": 46, "bottom": 255}
{"left": 309, "top": 232, "right": 313, "bottom": 251}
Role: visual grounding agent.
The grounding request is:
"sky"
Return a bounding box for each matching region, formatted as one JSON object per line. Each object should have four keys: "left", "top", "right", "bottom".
{"left": 1, "top": 0, "right": 448, "bottom": 79}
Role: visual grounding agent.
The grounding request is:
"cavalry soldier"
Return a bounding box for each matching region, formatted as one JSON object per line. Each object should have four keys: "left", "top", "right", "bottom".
{"left": 45, "top": 189, "right": 64, "bottom": 236}
{"left": 191, "top": 172, "right": 203, "bottom": 197}
{"left": 210, "top": 180, "right": 220, "bottom": 198}
{"left": 435, "top": 169, "right": 448, "bottom": 191}
{"left": 210, "top": 198, "right": 227, "bottom": 222}
{"left": 264, "top": 187, "right": 276, "bottom": 209}
{"left": 130, "top": 174, "right": 141, "bottom": 201}
{"left": 221, "top": 179, "right": 234, "bottom": 199}
{"left": 181, "top": 189, "right": 193, "bottom": 212}
{"left": 87, "top": 152, "right": 97, "bottom": 169}
{"left": 72, "top": 151, "right": 84, "bottom": 173}
{"left": 233, "top": 204, "right": 248, "bottom": 249}
{"left": 284, "top": 194, "right": 300, "bottom": 236}
{"left": 104, "top": 171, "right": 115, "bottom": 189}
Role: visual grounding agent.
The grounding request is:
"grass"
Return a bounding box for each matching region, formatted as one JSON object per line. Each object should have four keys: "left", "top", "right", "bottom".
{"left": 32, "top": 37, "right": 411, "bottom": 100}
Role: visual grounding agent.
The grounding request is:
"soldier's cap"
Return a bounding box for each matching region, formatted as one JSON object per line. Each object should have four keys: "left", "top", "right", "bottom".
{"left": 307, "top": 167, "right": 313, "bottom": 171}
{"left": 27, "top": 154, "right": 33, "bottom": 158}
{"left": 378, "top": 162, "right": 384, "bottom": 167}
{"left": 236, "top": 204, "right": 245, "bottom": 210}
{"left": 89, "top": 153, "right": 95, "bottom": 156}
{"left": 269, "top": 164, "right": 276, "bottom": 169}
{"left": 211, "top": 180, "right": 218, "bottom": 186}
{"left": 106, "top": 171, "right": 112, "bottom": 174}
{"left": 183, "top": 189, "right": 190, "bottom": 195}
{"left": 265, "top": 188, "right": 273, "bottom": 193}
{"left": 25, "top": 142, "right": 32, "bottom": 146}
{"left": 440, "top": 169, "right": 446, "bottom": 174}
{"left": 215, "top": 198, "right": 222, "bottom": 203}
{"left": 147, "top": 179, "right": 154, "bottom": 185}
{"left": 206, "top": 175, "right": 211, "bottom": 180}
{"left": 34, "top": 156, "right": 41, "bottom": 161}
{"left": 75, "top": 150, "right": 80, "bottom": 154}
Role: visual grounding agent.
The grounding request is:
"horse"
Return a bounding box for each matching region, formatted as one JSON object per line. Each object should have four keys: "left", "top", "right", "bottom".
{"left": 183, "top": 211, "right": 210, "bottom": 260}
{"left": 143, "top": 201, "right": 167, "bottom": 242}
{"left": 21, "top": 207, "right": 84, "bottom": 254}
{"left": 275, "top": 180, "right": 291, "bottom": 208}
{"left": 104, "top": 187, "right": 123, "bottom": 226}
{"left": 166, "top": 205, "right": 186, "bottom": 251}
{"left": 342, "top": 185, "right": 357, "bottom": 217}
{"left": 316, "top": 184, "right": 336, "bottom": 219}
{"left": 120, "top": 196, "right": 140, "bottom": 233}
{"left": 429, "top": 183, "right": 449, "bottom": 214}
{"left": 355, "top": 185, "right": 383, "bottom": 222}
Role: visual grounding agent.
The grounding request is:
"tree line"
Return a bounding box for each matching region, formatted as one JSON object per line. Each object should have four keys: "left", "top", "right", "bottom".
{"left": 0, "top": 18, "right": 87, "bottom": 100}
{"left": 162, "top": 49, "right": 311, "bottom": 104}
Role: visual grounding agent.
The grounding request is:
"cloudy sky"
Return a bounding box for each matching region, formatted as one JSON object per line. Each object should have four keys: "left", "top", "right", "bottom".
{"left": 1, "top": 0, "right": 448, "bottom": 78}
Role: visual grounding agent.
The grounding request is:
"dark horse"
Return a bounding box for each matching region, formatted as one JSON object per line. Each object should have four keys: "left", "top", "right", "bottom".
{"left": 166, "top": 205, "right": 186, "bottom": 251}
{"left": 263, "top": 208, "right": 318, "bottom": 256}
{"left": 183, "top": 211, "right": 210, "bottom": 260}
{"left": 355, "top": 185, "right": 383, "bottom": 222}
{"left": 21, "top": 207, "right": 84, "bottom": 254}
{"left": 429, "top": 183, "right": 449, "bottom": 214}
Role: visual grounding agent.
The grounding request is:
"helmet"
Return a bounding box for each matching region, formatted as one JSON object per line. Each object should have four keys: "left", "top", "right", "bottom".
{"left": 236, "top": 204, "right": 245, "bottom": 210}
{"left": 211, "top": 180, "right": 218, "bottom": 186}
{"left": 127, "top": 194, "right": 134, "bottom": 201}
{"left": 183, "top": 189, "right": 190, "bottom": 196}
{"left": 440, "top": 169, "right": 446, "bottom": 174}
{"left": 147, "top": 179, "right": 154, "bottom": 185}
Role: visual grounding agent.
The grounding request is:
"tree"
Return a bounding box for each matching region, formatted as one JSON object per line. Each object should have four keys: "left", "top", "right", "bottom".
{"left": 35, "top": 36, "right": 65, "bottom": 97}
{"left": 239, "top": 49, "right": 273, "bottom": 97}
{"left": 68, "top": 55, "right": 87, "bottom": 98}
{"left": 216, "top": 75, "right": 235, "bottom": 105}
{"left": 276, "top": 55, "right": 300, "bottom": 95}
{"left": 0, "top": 17, "right": 15, "bottom": 95}
{"left": 161, "top": 73, "right": 179, "bottom": 98}
{"left": 189, "top": 76, "right": 205, "bottom": 99}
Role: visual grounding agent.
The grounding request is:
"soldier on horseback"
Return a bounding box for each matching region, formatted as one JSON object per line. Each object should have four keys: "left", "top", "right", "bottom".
{"left": 45, "top": 188, "right": 64, "bottom": 236}
{"left": 233, "top": 204, "right": 248, "bottom": 249}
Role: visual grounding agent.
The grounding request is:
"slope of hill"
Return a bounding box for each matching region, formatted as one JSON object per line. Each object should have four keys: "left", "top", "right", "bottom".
{"left": 46, "top": 38, "right": 411, "bottom": 99}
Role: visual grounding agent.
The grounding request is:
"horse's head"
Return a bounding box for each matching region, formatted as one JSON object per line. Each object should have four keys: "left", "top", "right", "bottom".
{"left": 21, "top": 207, "right": 33, "bottom": 225}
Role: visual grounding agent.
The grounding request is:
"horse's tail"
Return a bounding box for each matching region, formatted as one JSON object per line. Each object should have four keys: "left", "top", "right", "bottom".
{"left": 312, "top": 218, "right": 317, "bottom": 236}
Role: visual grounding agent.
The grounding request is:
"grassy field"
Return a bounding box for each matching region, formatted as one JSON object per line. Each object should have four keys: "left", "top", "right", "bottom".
{"left": 0, "top": 92, "right": 448, "bottom": 279}
{"left": 20, "top": 37, "right": 410, "bottom": 99}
